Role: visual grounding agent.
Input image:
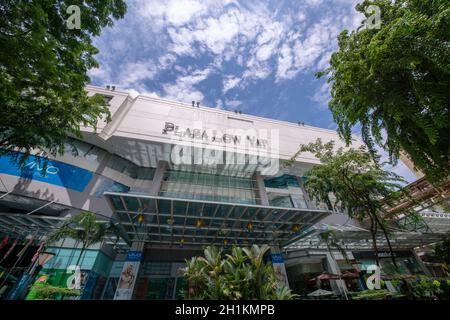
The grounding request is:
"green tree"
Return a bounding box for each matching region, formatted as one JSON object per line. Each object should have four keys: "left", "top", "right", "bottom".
{"left": 432, "top": 232, "right": 450, "bottom": 266}
{"left": 182, "top": 245, "right": 297, "bottom": 300}
{"left": 48, "top": 211, "right": 107, "bottom": 267}
{"left": 287, "top": 139, "right": 420, "bottom": 267}
{"left": 318, "top": 0, "right": 450, "bottom": 184}
{"left": 0, "top": 0, "right": 127, "bottom": 160}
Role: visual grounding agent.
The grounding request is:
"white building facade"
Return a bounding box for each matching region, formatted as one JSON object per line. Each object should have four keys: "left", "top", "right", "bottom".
{"left": 0, "top": 86, "right": 438, "bottom": 300}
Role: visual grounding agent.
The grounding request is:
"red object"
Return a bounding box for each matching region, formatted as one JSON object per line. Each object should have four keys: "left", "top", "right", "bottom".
{"left": 0, "top": 235, "right": 9, "bottom": 251}
{"left": 317, "top": 272, "right": 341, "bottom": 280}
{"left": 0, "top": 239, "right": 18, "bottom": 262}
{"left": 31, "top": 242, "right": 45, "bottom": 263}
{"left": 341, "top": 271, "right": 360, "bottom": 279}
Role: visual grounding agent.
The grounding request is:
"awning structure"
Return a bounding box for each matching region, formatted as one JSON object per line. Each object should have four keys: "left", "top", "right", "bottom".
{"left": 419, "top": 211, "right": 450, "bottom": 233}
{"left": 0, "top": 212, "right": 66, "bottom": 239}
{"left": 0, "top": 212, "right": 129, "bottom": 251}
{"left": 285, "top": 222, "right": 444, "bottom": 251}
{"left": 103, "top": 192, "right": 331, "bottom": 248}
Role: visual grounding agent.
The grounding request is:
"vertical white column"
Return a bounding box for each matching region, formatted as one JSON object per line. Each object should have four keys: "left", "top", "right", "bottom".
{"left": 149, "top": 161, "right": 168, "bottom": 196}
{"left": 325, "top": 251, "right": 348, "bottom": 299}
{"left": 254, "top": 171, "right": 269, "bottom": 206}
{"left": 297, "top": 176, "right": 315, "bottom": 209}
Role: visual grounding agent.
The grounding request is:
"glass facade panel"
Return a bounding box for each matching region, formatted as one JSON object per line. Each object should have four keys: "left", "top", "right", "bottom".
{"left": 290, "top": 193, "right": 308, "bottom": 209}
{"left": 159, "top": 170, "right": 258, "bottom": 204}
{"left": 65, "top": 138, "right": 107, "bottom": 164}
{"left": 43, "top": 248, "right": 99, "bottom": 270}
{"left": 65, "top": 138, "right": 156, "bottom": 181}
{"left": 269, "top": 195, "right": 294, "bottom": 208}
{"left": 264, "top": 175, "right": 300, "bottom": 189}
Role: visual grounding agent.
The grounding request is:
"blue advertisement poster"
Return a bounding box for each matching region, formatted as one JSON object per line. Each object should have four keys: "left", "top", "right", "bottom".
{"left": 0, "top": 152, "right": 93, "bottom": 192}
{"left": 126, "top": 251, "right": 143, "bottom": 262}
{"left": 271, "top": 253, "right": 285, "bottom": 264}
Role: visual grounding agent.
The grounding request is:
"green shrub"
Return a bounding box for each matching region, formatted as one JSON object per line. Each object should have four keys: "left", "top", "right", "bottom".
{"left": 181, "top": 245, "right": 297, "bottom": 300}
{"left": 32, "top": 284, "right": 80, "bottom": 300}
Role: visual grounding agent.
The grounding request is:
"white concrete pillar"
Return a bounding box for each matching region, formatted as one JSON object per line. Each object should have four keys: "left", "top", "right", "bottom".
{"left": 254, "top": 171, "right": 269, "bottom": 206}
{"left": 149, "top": 161, "right": 168, "bottom": 196}
{"left": 297, "top": 176, "right": 315, "bottom": 209}
{"left": 325, "top": 251, "right": 348, "bottom": 298}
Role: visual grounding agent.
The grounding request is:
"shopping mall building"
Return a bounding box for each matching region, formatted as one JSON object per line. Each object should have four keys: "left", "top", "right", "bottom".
{"left": 0, "top": 85, "right": 445, "bottom": 299}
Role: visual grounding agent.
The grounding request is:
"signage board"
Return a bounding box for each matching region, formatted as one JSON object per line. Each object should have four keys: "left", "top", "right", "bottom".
{"left": 113, "top": 251, "right": 143, "bottom": 300}
{"left": 0, "top": 152, "right": 93, "bottom": 192}
{"left": 271, "top": 254, "right": 290, "bottom": 289}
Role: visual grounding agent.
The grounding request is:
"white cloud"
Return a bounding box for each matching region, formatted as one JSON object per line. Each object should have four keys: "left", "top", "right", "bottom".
{"left": 242, "top": 62, "right": 271, "bottom": 80}
{"left": 162, "top": 67, "right": 212, "bottom": 103}
{"left": 215, "top": 99, "right": 224, "bottom": 109}
{"left": 88, "top": 66, "right": 111, "bottom": 84}
{"left": 224, "top": 99, "right": 242, "bottom": 108}
{"left": 309, "top": 81, "right": 331, "bottom": 109}
{"left": 138, "top": 0, "right": 207, "bottom": 27}
{"left": 126, "top": 88, "right": 160, "bottom": 99}
{"left": 166, "top": 0, "right": 205, "bottom": 26}
{"left": 92, "top": 0, "right": 368, "bottom": 115}
{"left": 167, "top": 6, "right": 259, "bottom": 56}
{"left": 223, "top": 76, "right": 241, "bottom": 93}
{"left": 119, "top": 61, "right": 158, "bottom": 86}
{"left": 276, "top": 43, "right": 296, "bottom": 81}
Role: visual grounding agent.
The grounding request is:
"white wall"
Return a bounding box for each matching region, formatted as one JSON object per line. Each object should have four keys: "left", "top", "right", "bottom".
{"left": 85, "top": 86, "right": 364, "bottom": 165}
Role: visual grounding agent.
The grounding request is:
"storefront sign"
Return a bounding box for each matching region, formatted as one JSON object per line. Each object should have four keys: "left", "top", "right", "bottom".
{"left": 162, "top": 122, "right": 269, "bottom": 149}
{"left": 353, "top": 250, "right": 412, "bottom": 260}
{"left": 366, "top": 265, "right": 381, "bottom": 290}
{"left": 125, "top": 251, "right": 143, "bottom": 262}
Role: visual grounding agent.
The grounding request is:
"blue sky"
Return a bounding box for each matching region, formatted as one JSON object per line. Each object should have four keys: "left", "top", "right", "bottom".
{"left": 89, "top": 0, "right": 417, "bottom": 183}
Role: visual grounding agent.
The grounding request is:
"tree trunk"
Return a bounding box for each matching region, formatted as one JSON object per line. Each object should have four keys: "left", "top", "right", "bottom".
{"left": 369, "top": 216, "right": 380, "bottom": 266}
{"left": 373, "top": 213, "right": 399, "bottom": 269}
{"left": 75, "top": 243, "right": 86, "bottom": 268}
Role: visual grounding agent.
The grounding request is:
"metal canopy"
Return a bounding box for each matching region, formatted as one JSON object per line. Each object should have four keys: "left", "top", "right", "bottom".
{"left": 0, "top": 212, "right": 66, "bottom": 239}
{"left": 419, "top": 211, "right": 450, "bottom": 233}
{"left": 285, "top": 222, "right": 444, "bottom": 251}
{"left": 0, "top": 212, "right": 129, "bottom": 250}
{"left": 103, "top": 192, "right": 331, "bottom": 248}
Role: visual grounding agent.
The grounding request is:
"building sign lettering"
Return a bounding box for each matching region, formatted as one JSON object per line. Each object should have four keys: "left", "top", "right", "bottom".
{"left": 162, "top": 122, "right": 269, "bottom": 149}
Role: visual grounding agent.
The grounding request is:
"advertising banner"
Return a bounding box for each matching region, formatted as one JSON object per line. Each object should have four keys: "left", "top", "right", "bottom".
{"left": 0, "top": 152, "right": 93, "bottom": 192}
{"left": 271, "top": 253, "right": 290, "bottom": 289}
{"left": 113, "top": 251, "right": 143, "bottom": 300}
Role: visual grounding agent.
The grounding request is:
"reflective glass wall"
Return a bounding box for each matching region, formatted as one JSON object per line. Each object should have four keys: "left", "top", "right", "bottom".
{"left": 159, "top": 170, "right": 259, "bottom": 204}
{"left": 264, "top": 175, "right": 308, "bottom": 209}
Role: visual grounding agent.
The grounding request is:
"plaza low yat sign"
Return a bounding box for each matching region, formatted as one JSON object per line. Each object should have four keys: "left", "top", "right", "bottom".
{"left": 161, "top": 121, "right": 280, "bottom": 175}
{"left": 162, "top": 122, "right": 269, "bottom": 149}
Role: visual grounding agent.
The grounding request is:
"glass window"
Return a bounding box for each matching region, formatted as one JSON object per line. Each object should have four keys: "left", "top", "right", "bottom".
{"left": 264, "top": 175, "right": 300, "bottom": 189}
{"left": 159, "top": 170, "right": 258, "bottom": 204}
{"left": 269, "top": 195, "right": 294, "bottom": 208}
{"left": 290, "top": 194, "right": 308, "bottom": 209}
